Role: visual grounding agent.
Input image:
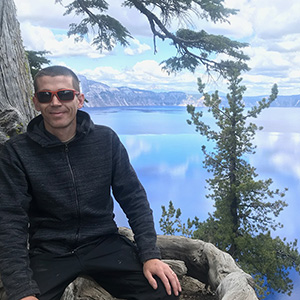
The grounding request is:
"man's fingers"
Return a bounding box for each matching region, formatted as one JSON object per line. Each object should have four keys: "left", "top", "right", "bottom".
{"left": 159, "top": 272, "right": 172, "bottom": 295}
{"left": 144, "top": 270, "right": 158, "bottom": 290}
{"left": 167, "top": 270, "right": 181, "bottom": 296}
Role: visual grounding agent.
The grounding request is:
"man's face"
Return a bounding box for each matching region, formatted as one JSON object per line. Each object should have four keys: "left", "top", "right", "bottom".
{"left": 33, "top": 75, "right": 85, "bottom": 139}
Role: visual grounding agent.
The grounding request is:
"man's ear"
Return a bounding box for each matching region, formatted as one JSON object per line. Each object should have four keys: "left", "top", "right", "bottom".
{"left": 77, "top": 93, "right": 85, "bottom": 109}
{"left": 32, "top": 95, "right": 41, "bottom": 112}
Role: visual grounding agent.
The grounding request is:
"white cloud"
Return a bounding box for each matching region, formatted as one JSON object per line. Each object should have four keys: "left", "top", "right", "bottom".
{"left": 158, "top": 162, "right": 189, "bottom": 178}
{"left": 246, "top": 47, "right": 290, "bottom": 74}
{"left": 106, "top": 0, "right": 152, "bottom": 37}
{"left": 14, "top": 0, "right": 77, "bottom": 29}
{"left": 243, "top": 45, "right": 300, "bottom": 95}
{"left": 80, "top": 60, "right": 199, "bottom": 93}
{"left": 20, "top": 22, "right": 106, "bottom": 58}
{"left": 216, "top": 0, "right": 300, "bottom": 95}
{"left": 124, "top": 39, "right": 151, "bottom": 56}
{"left": 250, "top": 1, "right": 300, "bottom": 40}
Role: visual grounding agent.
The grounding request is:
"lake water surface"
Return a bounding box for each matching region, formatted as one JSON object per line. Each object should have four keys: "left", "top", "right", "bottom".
{"left": 82, "top": 106, "right": 300, "bottom": 300}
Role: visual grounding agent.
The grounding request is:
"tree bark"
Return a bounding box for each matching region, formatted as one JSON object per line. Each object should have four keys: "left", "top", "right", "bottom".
{"left": 119, "top": 227, "right": 258, "bottom": 300}
{"left": 0, "top": 0, "right": 36, "bottom": 148}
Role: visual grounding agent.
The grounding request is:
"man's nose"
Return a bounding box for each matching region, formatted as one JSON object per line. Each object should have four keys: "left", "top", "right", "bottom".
{"left": 50, "top": 94, "right": 62, "bottom": 105}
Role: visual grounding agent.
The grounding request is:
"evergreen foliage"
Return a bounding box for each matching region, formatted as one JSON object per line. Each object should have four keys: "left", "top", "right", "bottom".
{"left": 159, "top": 201, "right": 197, "bottom": 237}
{"left": 25, "top": 50, "right": 50, "bottom": 78}
{"left": 181, "top": 67, "right": 300, "bottom": 298}
{"left": 55, "top": 0, "right": 249, "bottom": 75}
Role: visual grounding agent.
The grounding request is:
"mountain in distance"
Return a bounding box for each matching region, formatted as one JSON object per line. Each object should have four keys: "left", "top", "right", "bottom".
{"left": 79, "top": 75, "right": 188, "bottom": 107}
{"left": 79, "top": 75, "right": 300, "bottom": 108}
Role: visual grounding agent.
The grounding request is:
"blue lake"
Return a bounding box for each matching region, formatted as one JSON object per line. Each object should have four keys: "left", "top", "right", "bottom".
{"left": 82, "top": 106, "right": 300, "bottom": 300}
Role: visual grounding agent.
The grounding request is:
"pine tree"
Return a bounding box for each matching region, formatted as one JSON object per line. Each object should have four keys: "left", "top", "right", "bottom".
{"left": 160, "top": 201, "right": 197, "bottom": 237}
{"left": 186, "top": 66, "right": 300, "bottom": 298}
{"left": 26, "top": 50, "right": 50, "bottom": 78}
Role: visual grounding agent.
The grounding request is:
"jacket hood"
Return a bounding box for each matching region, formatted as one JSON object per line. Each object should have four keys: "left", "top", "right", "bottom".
{"left": 27, "top": 110, "right": 94, "bottom": 147}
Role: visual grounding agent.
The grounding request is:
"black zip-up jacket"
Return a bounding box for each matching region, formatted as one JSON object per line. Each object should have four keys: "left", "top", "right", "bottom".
{"left": 0, "top": 110, "right": 161, "bottom": 300}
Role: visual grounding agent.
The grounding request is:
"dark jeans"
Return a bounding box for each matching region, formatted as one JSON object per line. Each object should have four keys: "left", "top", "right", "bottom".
{"left": 30, "top": 234, "right": 179, "bottom": 300}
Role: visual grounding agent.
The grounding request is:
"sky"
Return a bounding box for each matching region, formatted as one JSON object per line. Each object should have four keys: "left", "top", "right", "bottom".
{"left": 13, "top": 0, "right": 300, "bottom": 96}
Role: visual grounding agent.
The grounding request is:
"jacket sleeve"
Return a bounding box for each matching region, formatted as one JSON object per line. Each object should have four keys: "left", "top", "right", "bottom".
{"left": 110, "top": 132, "right": 161, "bottom": 263}
{"left": 0, "top": 141, "right": 40, "bottom": 300}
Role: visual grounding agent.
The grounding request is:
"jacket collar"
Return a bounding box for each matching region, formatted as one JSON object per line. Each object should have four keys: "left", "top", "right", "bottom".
{"left": 27, "top": 110, "right": 94, "bottom": 147}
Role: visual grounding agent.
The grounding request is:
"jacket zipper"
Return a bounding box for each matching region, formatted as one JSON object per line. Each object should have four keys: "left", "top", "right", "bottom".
{"left": 65, "top": 144, "right": 81, "bottom": 246}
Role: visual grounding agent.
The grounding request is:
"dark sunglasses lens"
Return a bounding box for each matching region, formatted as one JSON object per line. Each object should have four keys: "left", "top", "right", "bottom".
{"left": 57, "top": 90, "right": 75, "bottom": 101}
{"left": 37, "top": 92, "right": 52, "bottom": 103}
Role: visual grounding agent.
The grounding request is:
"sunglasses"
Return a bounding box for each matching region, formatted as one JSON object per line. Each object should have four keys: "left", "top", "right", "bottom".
{"left": 35, "top": 89, "right": 80, "bottom": 103}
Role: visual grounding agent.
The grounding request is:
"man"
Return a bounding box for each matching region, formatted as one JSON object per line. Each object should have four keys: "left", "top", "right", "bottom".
{"left": 0, "top": 66, "right": 181, "bottom": 300}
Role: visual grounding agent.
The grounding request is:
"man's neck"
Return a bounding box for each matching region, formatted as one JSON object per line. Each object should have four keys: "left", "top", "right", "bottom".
{"left": 44, "top": 124, "right": 77, "bottom": 143}
{"left": 61, "top": 132, "right": 76, "bottom": 143}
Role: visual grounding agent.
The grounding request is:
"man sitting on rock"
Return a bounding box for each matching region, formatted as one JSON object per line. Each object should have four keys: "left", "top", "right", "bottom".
{"left": 0, "top": 65, "right": 181, "bottom": 300}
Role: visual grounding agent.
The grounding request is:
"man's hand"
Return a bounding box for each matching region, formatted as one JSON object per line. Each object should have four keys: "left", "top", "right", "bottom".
{"left": 21, "top": 297, "right": 38, "bottom": 300}
{"left": 143, "top": 258, "right": 181, "bottom": 296}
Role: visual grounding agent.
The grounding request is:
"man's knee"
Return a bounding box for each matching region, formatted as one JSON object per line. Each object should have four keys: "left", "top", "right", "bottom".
{"left": 152, "top": 276, "right": 181, "bottom": 300}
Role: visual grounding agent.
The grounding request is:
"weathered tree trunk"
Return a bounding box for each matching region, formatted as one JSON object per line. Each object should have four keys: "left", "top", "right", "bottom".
{"left": 59, "top": 228, "right": 258, "bottom": 300}
{"left": 0, "top": 0, "right": 36, "bottom": 148}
